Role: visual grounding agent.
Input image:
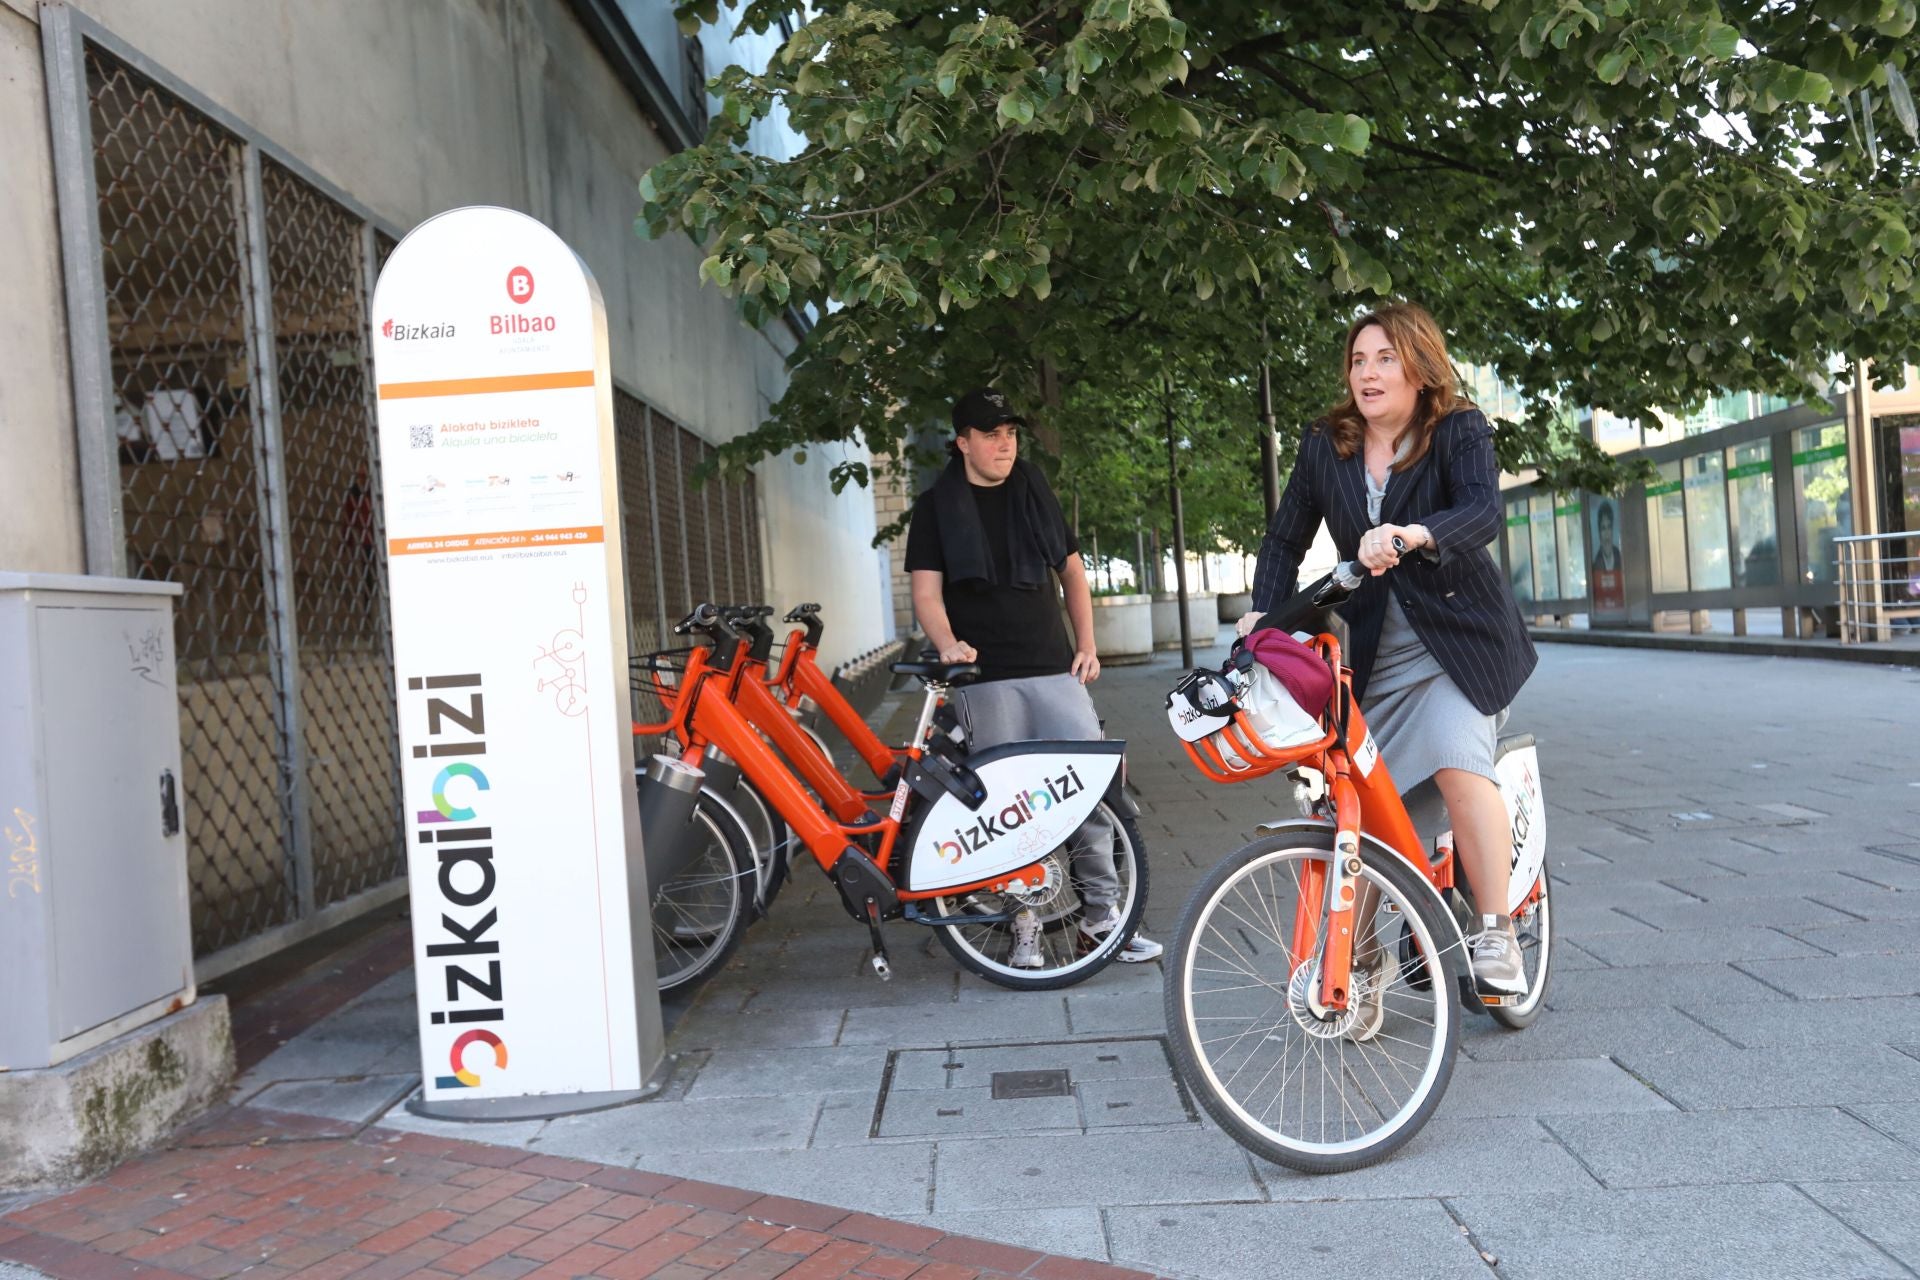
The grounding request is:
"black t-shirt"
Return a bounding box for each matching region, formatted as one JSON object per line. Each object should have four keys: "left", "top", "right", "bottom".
{"left": 903, "top": 481, "right": 1079, "bottom": 682}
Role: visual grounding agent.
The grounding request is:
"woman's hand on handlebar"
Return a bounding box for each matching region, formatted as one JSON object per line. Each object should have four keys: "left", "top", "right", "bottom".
{"left": 1359, "top": 523, "right": 1430, "bottom": 576}
{"left": 1234, "top": 610, "right": 1266, "bottom": 639}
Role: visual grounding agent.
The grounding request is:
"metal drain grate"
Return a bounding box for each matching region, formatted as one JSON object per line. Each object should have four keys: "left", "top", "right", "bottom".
{"left": 990, "top": 1069, "right": 1071, "bottom": 1100}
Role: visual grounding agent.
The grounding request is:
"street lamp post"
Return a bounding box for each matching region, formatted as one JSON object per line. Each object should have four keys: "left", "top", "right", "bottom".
{"left": 1258, "top": 312, "right": 1281, "bottom": 518}
{"left": 1166, "top": 391, "right": 1192, "bottom": 668}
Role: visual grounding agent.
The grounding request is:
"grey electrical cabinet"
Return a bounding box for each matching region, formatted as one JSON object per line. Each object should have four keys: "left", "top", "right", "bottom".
{"left": 0, "top": 574, "right": 194, "bottom": 1070}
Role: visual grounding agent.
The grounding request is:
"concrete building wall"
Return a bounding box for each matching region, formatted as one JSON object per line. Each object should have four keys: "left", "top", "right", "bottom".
{"left": 0, "top": 2, "right": 85, "bottom": 575}
{"left": 0, "top": 0, "right": 883, "bottom": 663}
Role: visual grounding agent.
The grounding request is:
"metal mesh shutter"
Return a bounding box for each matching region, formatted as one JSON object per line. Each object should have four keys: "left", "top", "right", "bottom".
{"left": 89, "top": 49, "right": 294, "bottom": 952}
{"left": 262, "top": 158, "right": 401, "bottom": 909}
{"left": 650, "top": 410, "right": 691, "bottom": 622}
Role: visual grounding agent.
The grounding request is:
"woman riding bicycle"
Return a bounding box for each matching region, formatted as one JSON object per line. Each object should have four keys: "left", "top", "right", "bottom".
{"left": 1236, "top": 301, "right": 1538, "bottom": 996}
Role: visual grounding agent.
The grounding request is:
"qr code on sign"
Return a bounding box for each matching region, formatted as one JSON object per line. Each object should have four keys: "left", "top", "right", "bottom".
{"left": 409, "top": 425, "right": 433, "bottom": 449}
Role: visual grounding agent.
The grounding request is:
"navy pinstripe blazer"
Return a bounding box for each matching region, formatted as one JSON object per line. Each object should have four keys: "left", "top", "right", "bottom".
{"left": 1249, "top": 406, "right": 1538, "bottom": 714}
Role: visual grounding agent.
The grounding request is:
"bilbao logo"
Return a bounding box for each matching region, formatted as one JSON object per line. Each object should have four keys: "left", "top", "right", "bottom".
{"left": 434, "top": 1028, "right": 508, "bottom": 1090}
{"left": 929, "top": 764, "right": 1086, "bottom": 864}
{"left": 493, "top": 265, "right": 556, "bottom": 333}
{"left": 506, "top": 266, "right": 535, "bottom": 304}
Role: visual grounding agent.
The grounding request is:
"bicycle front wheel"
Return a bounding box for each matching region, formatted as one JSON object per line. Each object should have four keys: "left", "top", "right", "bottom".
{"left": 1165, "top": 834, "right": 1461, "bottom": 1174}
{"left": 652, "top": 792, "right": 755, "bottom": 992}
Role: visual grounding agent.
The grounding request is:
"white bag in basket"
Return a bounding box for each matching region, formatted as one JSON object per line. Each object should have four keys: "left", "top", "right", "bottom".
{"left": 1217, "top": 663, "right": 1325, "bottom": 769}
{"left": 1165, "top": 660, "right": 1324, "bottom": 771}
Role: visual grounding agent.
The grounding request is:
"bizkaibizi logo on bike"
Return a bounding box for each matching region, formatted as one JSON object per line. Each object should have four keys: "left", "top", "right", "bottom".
{"left": 929, "top": 764, "right": 1087, "bottom": 864}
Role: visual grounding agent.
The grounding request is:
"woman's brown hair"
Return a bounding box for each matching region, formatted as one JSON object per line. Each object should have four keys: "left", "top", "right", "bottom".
{"left": 1324, "top": 301, "right": 1471, "bottom": 471}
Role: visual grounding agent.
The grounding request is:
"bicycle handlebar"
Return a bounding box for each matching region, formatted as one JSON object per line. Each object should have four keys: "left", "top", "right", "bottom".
{"left": 674, "top": 602, "right": 742, "bottom": 645}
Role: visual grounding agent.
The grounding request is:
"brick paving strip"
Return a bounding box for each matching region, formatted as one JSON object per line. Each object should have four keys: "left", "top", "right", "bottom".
{"left": 0, "top": 1107, "right": 1162, "bottom": 1280}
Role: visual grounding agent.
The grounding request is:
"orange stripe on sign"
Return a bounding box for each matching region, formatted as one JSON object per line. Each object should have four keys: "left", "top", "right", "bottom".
{"left": 387, "top": 525, "right": 605, "bottom": 556}
{"left": 376, "top": 370, "right": 596, "bottom": 400}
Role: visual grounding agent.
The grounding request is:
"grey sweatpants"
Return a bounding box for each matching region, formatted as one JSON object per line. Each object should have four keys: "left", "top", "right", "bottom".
{"left": 950, "top": 673, "right": 1120, "bottom": 910}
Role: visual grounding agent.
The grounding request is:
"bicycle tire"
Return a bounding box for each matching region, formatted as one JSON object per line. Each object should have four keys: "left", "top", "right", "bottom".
{"left": 651, "top": 792, "right": 755, "bottom": 992}
{"left": 1489, "top": 871, "right": 1553, "bottom": 1030}
{"left": 929, "top": 800, "right": 1147, "bottom": 991}
{"left": 1165, "top": 832, "right": 1462, "bottom": 1174}
{"left": 724, "top": 779, "right": 785, "bottom": 914}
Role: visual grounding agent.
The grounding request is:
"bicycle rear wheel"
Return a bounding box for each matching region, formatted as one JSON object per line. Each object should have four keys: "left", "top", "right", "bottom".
{"left": 652, "top": 792, "right": 754, "bottom": 992}
{"left": 1166, "top": 833, "right": 1461, "bottom": 1174}
{"left": 929, "top": 800, "right": 1147, "bottom": 991}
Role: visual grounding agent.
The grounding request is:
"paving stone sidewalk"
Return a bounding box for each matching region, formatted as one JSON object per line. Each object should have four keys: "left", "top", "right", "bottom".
{"left": 8, "top": 636, "right": 1919, "bottom": 1280}
{"left": 0, "top": 1109, "right": 1153, "bottom": 1280}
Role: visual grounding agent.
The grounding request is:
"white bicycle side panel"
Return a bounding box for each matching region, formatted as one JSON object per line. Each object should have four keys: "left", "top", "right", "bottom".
{"left": 1496, "top": 742, "right": 1546, "bottom": 913}
{"left": 907, "top": 742, "right": 1123, "bottom": 892}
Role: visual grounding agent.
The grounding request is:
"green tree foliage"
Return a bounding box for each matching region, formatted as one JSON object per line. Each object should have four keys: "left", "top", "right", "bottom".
{"left": 641, "top": 0, "right": 1920, "bottom": 526}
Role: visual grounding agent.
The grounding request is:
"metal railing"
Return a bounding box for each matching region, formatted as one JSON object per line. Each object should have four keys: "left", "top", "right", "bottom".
{"left": 1836, "top": 533, "right": 1920, "bottom": 643}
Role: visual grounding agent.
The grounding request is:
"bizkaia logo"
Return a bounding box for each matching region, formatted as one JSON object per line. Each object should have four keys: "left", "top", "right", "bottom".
{"left": 492, "top": 264, "right": 556, "bottom": 334}
{"left": 382, "top": 316, "right": 456, "bottom": 340}
{"left": 929, "top": 764, "right": 1086, "bottom": 864}
{"left": 408, "top": 671, "right": 510, "bottom": 1092}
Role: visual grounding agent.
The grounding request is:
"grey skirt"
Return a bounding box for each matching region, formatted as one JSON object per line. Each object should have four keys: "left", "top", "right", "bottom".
{"left": 1363, "top": 595, "right": 1504, "bottom": 838}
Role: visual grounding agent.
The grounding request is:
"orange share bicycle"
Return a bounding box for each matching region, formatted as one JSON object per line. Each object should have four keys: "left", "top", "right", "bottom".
{"left": 636, "top": 602, "right": 923, "bottom": 928}
{"left": 1162, "top": 546, "right": 1553, "bottom": 1172}
{"left": 634, "top": 604, "right": 1149, "bottom": 990}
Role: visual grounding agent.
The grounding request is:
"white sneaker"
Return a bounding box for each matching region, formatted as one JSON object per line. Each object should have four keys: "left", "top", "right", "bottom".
{"left": 1468, "top": 914, "right": 1529, "bottom": 997}
{"left": 1008, "top": 908, "right": 1044, "bottom": 969}
{"left": 1079, "top": 905, "right": 1164, "bottom": 963}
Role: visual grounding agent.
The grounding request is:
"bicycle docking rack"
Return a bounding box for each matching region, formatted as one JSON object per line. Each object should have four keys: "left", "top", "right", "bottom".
{"left": 833, "top": 638, "right": 907, "bottom": 718}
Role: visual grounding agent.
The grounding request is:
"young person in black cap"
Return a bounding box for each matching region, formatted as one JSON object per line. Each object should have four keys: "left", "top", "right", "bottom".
{"left": 903, "top": 387, "right": 1161, "bottom": 967}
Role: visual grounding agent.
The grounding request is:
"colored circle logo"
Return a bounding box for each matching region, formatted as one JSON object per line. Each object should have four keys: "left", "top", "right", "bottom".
{"left": 432, "top": 762, "right": 490, "bottom": 822}
{"left": 446, "top": 1029, "right": 507, "bottom": 1089}
{"left": 506, "top": 266, "right": 535, "bottom": 304}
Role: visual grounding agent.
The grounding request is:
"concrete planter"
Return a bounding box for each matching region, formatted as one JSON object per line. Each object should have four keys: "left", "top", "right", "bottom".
{"left": 1090, "top": 594, "right": 1153, "bottom": 666}
{"left": 1152, "top": 592, "right": 1218, "bottom": 650}
{"left": 1216, "top": 591, "right": 1254, "bottom": 623}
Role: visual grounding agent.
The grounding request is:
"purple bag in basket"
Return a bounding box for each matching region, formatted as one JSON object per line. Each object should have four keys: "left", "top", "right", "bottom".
{"left": 1243, "top": 628, "right": 1334, "bottom": 717}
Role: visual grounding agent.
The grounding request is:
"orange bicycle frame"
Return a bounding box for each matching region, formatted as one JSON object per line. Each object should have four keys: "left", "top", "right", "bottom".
{"left": 641, "top": 640, "right": 1046, "bottom": 903}
{"left": 774, "top": 629, "right": 903, "bottom": 785}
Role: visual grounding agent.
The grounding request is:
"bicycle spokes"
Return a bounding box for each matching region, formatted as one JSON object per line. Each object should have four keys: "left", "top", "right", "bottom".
{"left": 1178, "top": 847, "right": 1455, "bottom": 1158}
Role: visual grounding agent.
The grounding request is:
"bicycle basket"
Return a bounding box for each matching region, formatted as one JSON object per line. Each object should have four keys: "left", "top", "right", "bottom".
{"left": 630, "top": 647, "right": 699, "bottom": 734}
{"left": 1164, "top": 646, "right": 1334, "bottom": 783}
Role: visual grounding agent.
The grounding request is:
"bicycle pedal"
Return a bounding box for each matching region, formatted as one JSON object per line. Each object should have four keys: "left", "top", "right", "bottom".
{"left": 1477, "top": 991, "right": 1522, "bottom": 1008}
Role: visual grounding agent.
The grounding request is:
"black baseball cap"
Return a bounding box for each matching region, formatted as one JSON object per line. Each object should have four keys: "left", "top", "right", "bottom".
{"left": 952, "top": 387, "right": 1027, "bottom": 433}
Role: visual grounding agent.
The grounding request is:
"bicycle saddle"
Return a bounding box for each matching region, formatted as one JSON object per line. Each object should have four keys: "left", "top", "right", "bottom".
{"left": 889, "top": 659, "right": 981, "bottom": 686}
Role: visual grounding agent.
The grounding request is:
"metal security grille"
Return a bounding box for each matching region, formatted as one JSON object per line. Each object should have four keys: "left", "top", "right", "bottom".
{"left": 262, "top": 158, "right": 401, "bottom": 910}
{"left": 88, "top": 49, "right": 296, "bottom": 951}
{"left": 63, "top": 36, "right": 765, "bottom": 967}
{"left": 651, "top": 410, "right": 692, "bottom": 622}
{"left": 612, "top": 392, "right": 767, "bottom": 736}
{"left": 684, "top": 434, "right": 716, "bottom": 607}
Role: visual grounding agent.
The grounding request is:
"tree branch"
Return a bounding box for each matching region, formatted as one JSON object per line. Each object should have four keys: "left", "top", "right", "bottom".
{"left": 807, "top": 160, "right": 965, "bottom": 221}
